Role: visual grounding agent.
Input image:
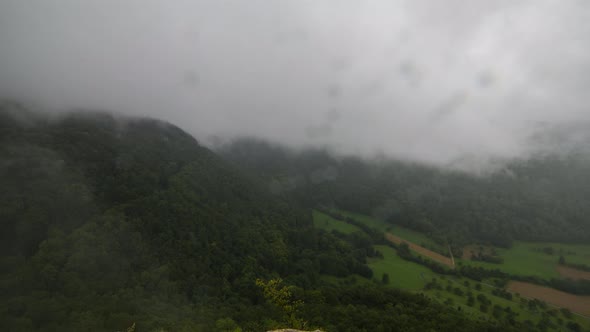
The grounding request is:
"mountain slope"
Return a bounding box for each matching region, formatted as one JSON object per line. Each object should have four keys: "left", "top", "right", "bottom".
{"left": 0, "top": 106, "right": 538, "bottom": 331}
{"left": 0, "top": 108, "right": 323, "bottom": 331}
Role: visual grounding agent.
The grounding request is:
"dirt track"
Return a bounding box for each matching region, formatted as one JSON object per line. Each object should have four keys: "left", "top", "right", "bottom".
{"left": 507, "top": 281, "right": 590, "bottom": 316}
{"left": 385, "top": 233, "right": 454, "bottom": 268}
{"left": 557, "top": 265, "right": 590, "bottom": 281}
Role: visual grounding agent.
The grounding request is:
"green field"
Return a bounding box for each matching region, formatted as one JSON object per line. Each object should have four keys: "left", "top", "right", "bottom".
{"left": 368, "top": 245, "right": 431, "bottom": 290}
{"left": 327, "top": 209, "right": 590, "bottom": 280}
{"left": 333, "top": 209, "right": 391, "bottom": 231}
{"left": 318, "top": 209, "right": 590, "bottom": 328}
{"left": 422, "top": 275, "right": 590, "bottom": 330}
{"left": 459, "top": 242, "right": 560, "bottom": 279}
{"left": 334, "top": 209, "right": 445, "bottom": 251}
{"left": 312, "top": 210, "right": 361, "bottom": 234}
{"left": 368, "top": 245, "right": 590, "bottom": 329}
{"left": 460, "top": 241, "right": 590, "bottom": 280}
{"left": 324, "top": 242, "right": 590, "bottom": 329}
{"left": 389, "top": 225, "right": 446, "bottom": 251}
{"left": 547, "top": 242, "right": 590, "bottom": 266}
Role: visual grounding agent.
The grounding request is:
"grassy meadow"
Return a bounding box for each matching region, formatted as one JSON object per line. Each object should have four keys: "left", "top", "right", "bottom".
{"left": 422, "top": 275, "right": 590, "bottom": 330}
{"left": 333, "top": 209, "right": 391, "bottom": 231}
{"left": 459, "top": 242, "right": 590, "bottom": 280}
{"left": 368, "top": 245, "right": 431, "bottom": 290}
{"left": 333, "top": 209, "right": 445, "bottom": 251}
{"left": 312, "top": 210, "right": 361, "bottom": 234}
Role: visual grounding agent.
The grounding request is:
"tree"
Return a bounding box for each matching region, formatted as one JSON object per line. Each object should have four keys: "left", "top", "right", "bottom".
{"left": 382, "top": 273, "right": 390, "bottom": 285}
{"left": 398, "top": 242, "right": 411, "bottom": 256}
{"left": 215, "top": 318, "right": 242, "bottom": 332}
{"left": 566, "top": 321, "right": 581, "bottom": 332}
{"left": 255, "top": 278, "right": 306, "bottom": 329}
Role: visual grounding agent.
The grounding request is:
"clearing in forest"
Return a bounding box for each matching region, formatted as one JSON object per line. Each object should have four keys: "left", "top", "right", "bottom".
{"left": 312, "top": 210, "right": 361, "bottom": 234}
{"left": 385, "top": 233, "right": 454, "bottom": 268}
{"left": 507, "top": 281, "right": 590, "bottom": 316}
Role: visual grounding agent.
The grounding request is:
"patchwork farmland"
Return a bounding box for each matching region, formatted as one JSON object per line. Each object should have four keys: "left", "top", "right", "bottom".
{"left": 508, "top": 281, "right": 590, "bottom": 317}
{"left": 312, "top": 209, "right": 590, "bottom": 329}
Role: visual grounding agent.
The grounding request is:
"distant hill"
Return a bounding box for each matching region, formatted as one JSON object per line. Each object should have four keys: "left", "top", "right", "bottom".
{"left": 219, "top": 138, "right": 590, "bottom": 248}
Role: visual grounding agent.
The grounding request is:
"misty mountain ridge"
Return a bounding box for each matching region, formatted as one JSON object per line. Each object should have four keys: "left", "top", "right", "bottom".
{"left": 1, "top": 106, "right": 313, "bottom": 330}
{"left": 4, "top": 106, "right": 538, "bottom": 331}
{"left": 4, "top": 104, "right": 590, "bottom": 247}
{"left": 218, "top": 136, "right": 590, "bottom": 246}
{"left": 527, "top": 120, "right": 590, "bottom": 159}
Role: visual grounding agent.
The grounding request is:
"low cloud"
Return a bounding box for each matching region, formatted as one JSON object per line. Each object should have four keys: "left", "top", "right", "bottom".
{"left": 1, "top": 0, "right": 589, "bottom": 170}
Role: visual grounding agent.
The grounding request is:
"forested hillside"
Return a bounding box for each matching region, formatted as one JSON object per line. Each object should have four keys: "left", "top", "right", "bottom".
{"left": 0, "top": 106, "right": 534, "bottom": 331}
{"left": 219, "top": 138, "right": 590, "bottom": 248}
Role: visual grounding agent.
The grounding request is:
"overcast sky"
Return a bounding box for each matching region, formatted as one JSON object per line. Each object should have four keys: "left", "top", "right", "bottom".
{"left": 1, "top": 0, "right": 589, "bottom": 169}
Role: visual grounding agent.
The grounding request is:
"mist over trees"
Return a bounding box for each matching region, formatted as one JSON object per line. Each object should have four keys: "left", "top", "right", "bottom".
{"left": 1, "top": 107, "right": 541, "bottom": 331}
{"left": 219, "top": 138, "right": 590, "bottom": 248}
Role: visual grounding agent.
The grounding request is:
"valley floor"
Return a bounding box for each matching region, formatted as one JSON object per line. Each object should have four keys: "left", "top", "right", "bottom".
{"left": 508, "top": 281, "right": 590, "bottom": 317}
{"left": 314, "top": 209, "right": 590, "bottom": 330}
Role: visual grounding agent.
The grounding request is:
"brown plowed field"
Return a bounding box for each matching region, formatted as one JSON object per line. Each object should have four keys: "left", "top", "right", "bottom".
{"left": 557, "top": 265, "right": 590, "bottom": 281}
{"left": 507, "top": 281, "right": 590, "bottom": 316}
{"left": 385, "top": 233, "right": 454, "bottom": 268}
